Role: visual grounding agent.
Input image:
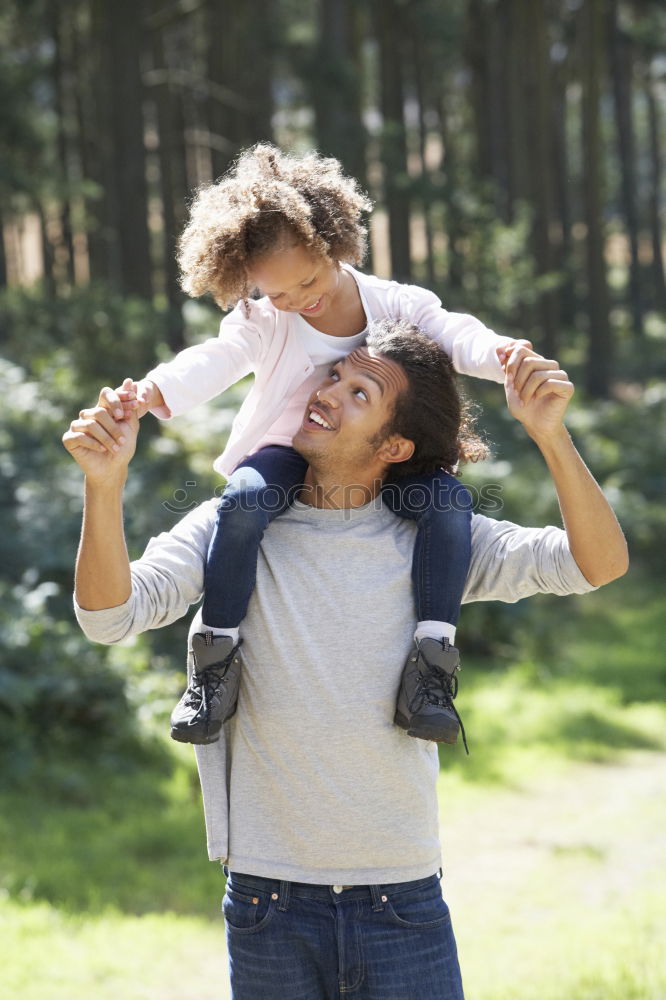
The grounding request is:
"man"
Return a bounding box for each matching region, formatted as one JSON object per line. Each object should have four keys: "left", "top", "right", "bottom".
{"left": 63, "top": 321, "right": 627, "bottom": 1000}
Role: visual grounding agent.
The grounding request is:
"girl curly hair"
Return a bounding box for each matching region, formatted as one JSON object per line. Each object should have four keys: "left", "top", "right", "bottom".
{"left": 178, "top": 144, "right": 373, "bottom": 309}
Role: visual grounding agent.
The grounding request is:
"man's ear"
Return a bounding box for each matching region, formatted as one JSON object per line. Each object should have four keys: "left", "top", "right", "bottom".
{"left": 377, "top": 434, "right": 415, "bottom": 466}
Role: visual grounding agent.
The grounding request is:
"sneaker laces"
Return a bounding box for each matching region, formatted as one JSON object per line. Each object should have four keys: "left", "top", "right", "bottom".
{"left": 411, "top": 640, "right": 469, "bottom": 754}
{"left": 187, "top": 637, "right": 243, "bottom": 718}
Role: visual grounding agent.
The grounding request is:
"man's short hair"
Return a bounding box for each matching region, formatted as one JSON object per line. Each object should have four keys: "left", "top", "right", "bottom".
{"left": 366, "top": 319, "right": 489, "bottom": 480}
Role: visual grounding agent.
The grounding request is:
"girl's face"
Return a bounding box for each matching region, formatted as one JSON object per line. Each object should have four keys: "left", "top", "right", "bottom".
{"left": 247, "top": 244, "right": 343, "bottom": 322}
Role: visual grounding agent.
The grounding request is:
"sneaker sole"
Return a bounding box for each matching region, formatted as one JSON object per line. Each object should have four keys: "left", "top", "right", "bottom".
{"left": 170, "top": 723, "right": 222, "bottom": 746}
{"left": 394, "top": 710, "right": 459, "bottom": 745}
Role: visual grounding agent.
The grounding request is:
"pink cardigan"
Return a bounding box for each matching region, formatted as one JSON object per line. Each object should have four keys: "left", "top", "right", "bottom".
{"left": 147, "top": 265, "right": 513, "bottom": 476}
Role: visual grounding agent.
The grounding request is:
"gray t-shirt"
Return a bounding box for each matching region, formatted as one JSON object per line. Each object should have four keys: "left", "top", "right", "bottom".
{"left": 75, "top": 499, "right": 595, "bottom": 881}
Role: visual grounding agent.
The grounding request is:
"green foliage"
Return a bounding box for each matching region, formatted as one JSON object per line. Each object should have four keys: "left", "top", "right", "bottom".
{"left": 0, "top": 283, "right": 163, "bottom": 403}
{"left": 0, "top": 285, "right": 211, "bottom": 778}
{"left": 442, "top": 195, "right": 540, "bottom": 322}
{"left": 0, "top": 0, "right": 50, "bottom": 202}
{"left": 0, "top": 749, "right": 223, "bottom": 915}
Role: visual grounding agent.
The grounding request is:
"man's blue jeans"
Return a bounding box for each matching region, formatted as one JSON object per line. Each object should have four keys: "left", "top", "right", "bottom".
{"left": 223, "top": 871, "right": 465, "bottom": 999}
{"left": 202, "top": 445, "right": 472, "bottom": 629}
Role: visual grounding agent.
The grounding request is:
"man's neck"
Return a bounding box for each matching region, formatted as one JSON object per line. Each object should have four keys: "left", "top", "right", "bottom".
{"left": 298, "top": 466, "right": 385, "bottom": 509}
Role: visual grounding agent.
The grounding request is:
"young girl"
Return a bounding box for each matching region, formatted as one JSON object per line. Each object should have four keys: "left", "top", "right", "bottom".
{"left": 110, "top": 144, "right": 525, "bottom": 749}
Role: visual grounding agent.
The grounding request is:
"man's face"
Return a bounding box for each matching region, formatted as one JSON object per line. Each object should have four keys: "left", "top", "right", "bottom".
{"left": 292, "top": 347, "right": 410, "bottom": 481}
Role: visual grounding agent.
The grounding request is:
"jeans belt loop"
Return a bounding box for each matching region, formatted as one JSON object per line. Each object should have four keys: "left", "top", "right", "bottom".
{"left": 369, "top": 883, "right": 385, "bottom": 912}
{"left": 277, "top": 879, "right": 291, "bottom": 912}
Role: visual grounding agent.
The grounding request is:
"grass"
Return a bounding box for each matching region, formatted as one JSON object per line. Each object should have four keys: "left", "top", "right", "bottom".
{"left": 0, "top": 753, "right": 222, "bottom": 917}
{"left": 1, "top": 580, "right": 665, "bottom": 999}
{"left": 440, "top": 749, "right": 666, "bottom": 1000}
{"left": 0, "top": 900, "right": 227, "bottom": 1000}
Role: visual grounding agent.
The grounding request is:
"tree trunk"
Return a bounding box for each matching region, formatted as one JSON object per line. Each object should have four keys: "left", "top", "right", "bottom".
{"left": 373, "top": 0, "right": 411, "bottom": 281}
{"left": 207, "top": 0, "right": 274, "bottom": 181}
{"left": 73, "top": 1, "right": 111, "bottom": 283}
{"left": 608, "top": 0, "right": 643, "bottom": 339}
{"left": 311, "top": 0, "right": 367, "bottom": 190}
{"left": 581, "top": 0, "right": 612, "bottom": 397}
{"left": 49, "top": 0, "right": 75, "bottom": 288}
{"left": 410, "top": 20, "right": 435, "bottom": 288}
{"left": 437, "top": 97, "right": 464, "bottom": 297}
{"left": 551, "top": 51, "right": 576, "bottom": 327}
{"left": 524, "top": 0, "right": 558, "bottom": 356}
{"left": 466, "top": 0, "right": 492, "bottom": 183}
{"left": 150, "top": 17, "right": 187, "bottom": 349}
{"left": 206, "top": 0, "right": 236, "bottom": 181}
{"left": 105, "top": 0, "right": 152, "bottom": 299}
{"left": 0, "top": 210, "right": 7, "bottom": 289}
{"left": 37, "top": 202, "right": 57, "bottom": 300}
{"left": 643, "top": 66, "right": 666, "bottom": 311}
{"left": 493, "top": 0, "right": 513, "bottom": 221}
{"left": 504, "top": 0, "right": 531, "bottom": 214}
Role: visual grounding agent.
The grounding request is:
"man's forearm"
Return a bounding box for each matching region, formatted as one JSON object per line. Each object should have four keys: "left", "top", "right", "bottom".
{"left": 533, "top": 426, "right": 628, "bottom": 586}
{"left": 75, "top": 480, "right": 132, "bottom": 610}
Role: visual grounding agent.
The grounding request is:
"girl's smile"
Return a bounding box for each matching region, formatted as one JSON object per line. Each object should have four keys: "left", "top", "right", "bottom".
{"left": 247, "top": 244, "right": 365, "bottom": 336}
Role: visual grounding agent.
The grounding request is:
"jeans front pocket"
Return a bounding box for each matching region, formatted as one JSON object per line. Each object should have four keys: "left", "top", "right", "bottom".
{"left": 222, "top": 886, "right": 278, "bottom": 935}
{"left": 384, "top": 878, "right": 452, "bottom": 930}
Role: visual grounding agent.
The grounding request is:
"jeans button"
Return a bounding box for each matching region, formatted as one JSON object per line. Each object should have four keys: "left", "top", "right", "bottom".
{"left": 332, "top": 885, "right": 343, "bottom": 894}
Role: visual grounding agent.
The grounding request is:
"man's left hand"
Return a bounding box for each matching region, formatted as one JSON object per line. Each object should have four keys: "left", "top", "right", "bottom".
{"left": 504, "top": 345, "right": 574, "bottom": 442}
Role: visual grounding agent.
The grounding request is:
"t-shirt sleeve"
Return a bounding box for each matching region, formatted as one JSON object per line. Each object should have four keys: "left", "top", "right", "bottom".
{"left": 463, "top": 515, "right": 598, "bottom": 604}
{"left": 74, "top": 500, "right": 217, "bottom": 643}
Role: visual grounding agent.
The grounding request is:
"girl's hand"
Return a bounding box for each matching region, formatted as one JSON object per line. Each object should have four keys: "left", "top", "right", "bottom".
{"left": 98, "top": 378, "right": 162, "bottom": 421}
{"left": 496, "top": 338, "right": 533, "bottom": 369}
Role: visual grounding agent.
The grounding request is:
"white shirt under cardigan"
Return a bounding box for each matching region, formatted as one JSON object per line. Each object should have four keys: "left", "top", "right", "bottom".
{"left": 146, "top": 264, "right": 514, "bottom": 476}
{"left": 75, "top": 499, "right": 596, "bottom": 884}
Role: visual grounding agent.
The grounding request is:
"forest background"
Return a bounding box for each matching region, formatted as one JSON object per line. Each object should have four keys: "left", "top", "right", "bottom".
{"left": 0, "top": 1, "right": 665, "bottom": 998}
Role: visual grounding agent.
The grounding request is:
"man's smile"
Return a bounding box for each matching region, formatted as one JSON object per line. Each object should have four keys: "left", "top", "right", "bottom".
{"left": 303, "top": 402, "right": 336, "bottom": 431}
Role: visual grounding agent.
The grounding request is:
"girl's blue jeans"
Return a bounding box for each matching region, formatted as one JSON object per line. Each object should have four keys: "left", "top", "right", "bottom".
{"left": 223, "top": 870, "right": 465, "bottom": 999}
{"left": 202, "top": 445, "right": 472, "bottom": 629}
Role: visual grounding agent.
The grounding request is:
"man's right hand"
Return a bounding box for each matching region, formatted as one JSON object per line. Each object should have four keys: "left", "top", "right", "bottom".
{"left": 62, "top": 390, "right": 140, "bottom": 487}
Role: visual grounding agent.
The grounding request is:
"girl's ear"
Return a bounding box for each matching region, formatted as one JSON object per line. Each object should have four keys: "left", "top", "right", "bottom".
{"left": 377, "top": 434, "right": 415, "bottom": 466}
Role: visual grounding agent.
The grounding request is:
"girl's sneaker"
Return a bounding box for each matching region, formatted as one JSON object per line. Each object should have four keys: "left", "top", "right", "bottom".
{"left": 170, "top": 632, "right": 243, "bottom": 745}
{"left": 394, "top": 637, "right": 468, "bottom": 752}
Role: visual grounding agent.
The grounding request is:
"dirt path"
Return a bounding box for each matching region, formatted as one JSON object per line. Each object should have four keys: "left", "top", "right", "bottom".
{"left": 438, "top": 750, "right": 666, "bottom": 997}
{"left": 440, "top": 750, "right": 666, "bottom": 908}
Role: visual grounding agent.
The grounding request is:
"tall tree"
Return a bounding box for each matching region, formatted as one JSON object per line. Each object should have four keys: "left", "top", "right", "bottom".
{"left": 49, "top": 0, "right": 75, "bottom": 287}
{"left": 405, "top": 0, "right": 467, "bottom": 295}
{"left": 95, "top": 0, "right": 152, "bottom": 299}
{"left": 436, "top": 95, "right": 465, "bottom": 296}
{"left": 608, "top": 0, "right": 644, "bottom": 339}
{"left": 0, "top": 210, "right": 6, "bottom": 288}
{"left": 311, "top": 0, "right": 368, "bottom": 190}
{"left": 206, "top": 0, "right": 274, "bottom": 181}
{"left": 504, "top": 0, "right": 531, "bottom": 216}
{"left": 373, "top": 0, "right": 411, "bottom": 280}
{"left": 523, "top": 0, "right": 558, "bottom": 355}
{"left": 550, "top": 15, "right": 576, "bottom": 328}
{"left": 643, "top": 65, "right": 666, "bottom": 311}
{"left": 580, "top": 0, "right": 612, "bottom": 396}
{"left": 73, "top": 0, "right": 112, "bottom": 284}
{"left": 410, "top": 28, "right": 436, "bottom": 289}
{"left": 147, "top": 9, "right": 189, "bottom": 349}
